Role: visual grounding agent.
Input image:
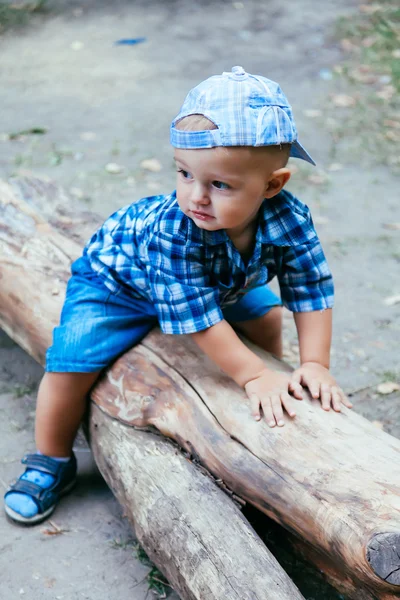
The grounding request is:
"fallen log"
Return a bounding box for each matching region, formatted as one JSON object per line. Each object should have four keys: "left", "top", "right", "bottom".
{"left": 1, "top": 175, "right": 400, "bottom": 599}
{"left": 0, "top": 175, "right": 304, "bottom": 600}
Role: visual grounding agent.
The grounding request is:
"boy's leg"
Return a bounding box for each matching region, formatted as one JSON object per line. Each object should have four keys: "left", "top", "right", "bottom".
{"left": 231, "top": 306, "right": 283, "bottom": 358}
{"left": 5, "top": 259, "right": 158, "bottom": 524}
{"left": 35, "top": 371, "right": 100, "bottom": 457}
{"left": 4, "top": 370, "right": 100, "bottom": 523}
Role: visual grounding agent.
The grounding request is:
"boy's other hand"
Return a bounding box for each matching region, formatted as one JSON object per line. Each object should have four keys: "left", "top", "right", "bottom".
{"left": 244, "top": 369, "right": 303, "bottom": 428}
{"left": 291, "top": 362, "right": 353, "bottom": 412}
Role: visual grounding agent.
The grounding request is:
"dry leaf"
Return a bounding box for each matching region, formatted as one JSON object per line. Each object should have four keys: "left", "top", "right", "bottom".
{"left": 372, "top": 420, "right": 384, "bottom": 430}
{"left": 383, "top": 294, "right": 400, "bottom": 306}
{"left": 313, "top": 216, "right": 330, "bottom": 225}
{"left": 340, "top": 39, "right": 359, "bottom": 53}
{"left": 385, "top": 130, "right": 400, "bottom": 142}
{"left": 376, "top": 85, "right": 395, "bottom": 101}
{"left": 331, "top": 94, "right": 357, "bottom": 108}
{"left": 376, "top": 382, "right": 400, "bottom": 395}
{"left": 307, "top": 174, "right": 328, "bottom": 185}
{"left": 303, "top": 109, "right": 322, "bottom": 118}
{"left": 383, "top": 119, "right": 400, "bottom": 129}
{"left": 382, "top": 222, "right": 400, "bottom": 230}
{"left": 362, "top": 35, "right": 378, "bottom": 48}
{"left": 140, "top": 158, "right": 162, "bottom": 172}
{"left": 41, "top": 521, "right": 69, "bottom": 536}
{"left": 360, "top": 4, "right": 382, "bottom": 14}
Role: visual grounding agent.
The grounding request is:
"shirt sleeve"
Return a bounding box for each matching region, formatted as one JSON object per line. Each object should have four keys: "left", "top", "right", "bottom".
{"left": 145, "top": 231, "right": 223, "bottom": 335}
{"left": 277, "top": 237, "right": 334, "bottom": 313}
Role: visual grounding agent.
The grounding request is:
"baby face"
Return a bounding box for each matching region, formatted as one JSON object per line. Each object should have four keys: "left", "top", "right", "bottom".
{"left": 174, "top": 146, "right": 281, "bottom": 240}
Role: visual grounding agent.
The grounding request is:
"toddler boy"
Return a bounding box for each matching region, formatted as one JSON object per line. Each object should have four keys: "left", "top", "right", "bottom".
{"left": 4, "top": 66, "right": 351, "bottom": 524}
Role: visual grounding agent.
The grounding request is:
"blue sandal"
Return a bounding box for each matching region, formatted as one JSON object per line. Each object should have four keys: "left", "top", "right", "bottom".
{"left": 4, "top": 453, "right": 77, "bottom": 525}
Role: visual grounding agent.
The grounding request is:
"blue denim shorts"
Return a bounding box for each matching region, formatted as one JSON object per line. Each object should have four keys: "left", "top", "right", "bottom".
{"left": 46, "top": 257, "right": 281, "bottom": 373}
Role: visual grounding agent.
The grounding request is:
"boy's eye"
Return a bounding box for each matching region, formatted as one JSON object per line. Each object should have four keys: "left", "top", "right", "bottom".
{"left": 212, "top": 180, "right": 230, "bottom": 190}
{"left": 177, "top": 169, "right": 192, "bottom": 180}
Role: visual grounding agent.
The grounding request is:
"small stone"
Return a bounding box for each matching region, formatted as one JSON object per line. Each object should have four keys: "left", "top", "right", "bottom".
{"left": 126, "top": 176, "right": 136, "bottom": 186}
{"left": 383, "top": 294, "right": 400, "bottom": 306}
{"left": 74, "top": 152, "right": 84, "bottom": 161}
{"left": 382, "top": 222, "right": 400, "bottom": 231}
{"left": 0, "top": 133, "right": 10, "bottom": 142}
{"left": 392, "top": 49, "right": 400, "bottom": 59}
{"left": 70, "top": 187, "right": 84, "bottom": 198}
{"left": 146, "top": 181, "right": 161, "bottom": 191}
{"left": 331, "top": 94, "right": 357, "bottom": 108}
{"left": 105, "top": 162, "right": 123, "bottom": 175}
{"left": 140, "top": 158, "right": 162, "bottom": 172}
{"left": 80, "top": 131, "right": 97, "bottom": 141}
{"left": 327, "top": 162, "right": 343, "bottom": 172}
{"left": 51, "top": 288, "right": 60, "bottom": 296}
{"left": 376, "top": 382, "right": 400, "bottom": 395}
{"left": 233, "top": 1, "right": 244, "bottom": 8}
{"left": 371, "top": 420, "right": 384, "bottom": 430}
{"left": 307, "top": 174, "right": 328, "bottom": 185}
{"left": 71, "top": 41, "right": 84, "bottom": 51}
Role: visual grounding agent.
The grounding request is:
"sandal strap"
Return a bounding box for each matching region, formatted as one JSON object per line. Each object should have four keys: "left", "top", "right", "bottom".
{"left": 21, "top": 453, "right": 68, "bottom": 476}
{"left": 6, "top": 478, "right": 49, "bottom": 501}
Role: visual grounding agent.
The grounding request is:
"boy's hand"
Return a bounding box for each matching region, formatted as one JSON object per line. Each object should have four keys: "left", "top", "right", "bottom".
{"left": 244, "top": 369, "right": 303, "bottom": 427}
{"left": 291, "top": 362, "right": 353, "bottom": 412}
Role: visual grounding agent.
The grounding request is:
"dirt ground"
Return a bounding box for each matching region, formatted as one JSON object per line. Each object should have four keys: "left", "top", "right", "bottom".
{"left": 0, "top": 1, "right": 399, "bottom": 599}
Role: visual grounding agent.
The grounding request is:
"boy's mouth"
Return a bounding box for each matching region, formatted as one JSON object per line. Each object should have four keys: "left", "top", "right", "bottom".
{"left": 191, "top": 210, "right": 214, "bottom": 221}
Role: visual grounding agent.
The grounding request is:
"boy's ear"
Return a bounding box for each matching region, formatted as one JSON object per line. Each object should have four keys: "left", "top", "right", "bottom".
{"left": 264, "top": 168, "right": 291, "bottom": 198}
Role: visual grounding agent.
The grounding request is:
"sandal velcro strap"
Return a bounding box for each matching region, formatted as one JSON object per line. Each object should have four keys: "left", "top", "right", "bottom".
{"left": 6, "top": 478, "right": 54, "bottom": 502}
{"left": 21, "top": 453, "right": 68, "bottom": 476}
{"left": 4, "top": 452, "right": 77, "bottom": 522}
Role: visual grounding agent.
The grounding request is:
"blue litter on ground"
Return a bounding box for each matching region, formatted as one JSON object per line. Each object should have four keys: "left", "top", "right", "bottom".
{"left": 114, "top": 38, "right": 147, "bottom": 46}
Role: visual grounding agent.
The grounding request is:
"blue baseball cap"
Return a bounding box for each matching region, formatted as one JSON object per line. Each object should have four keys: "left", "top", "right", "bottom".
{"left": 171, "top": 66, "right": 315, "bottom": 166}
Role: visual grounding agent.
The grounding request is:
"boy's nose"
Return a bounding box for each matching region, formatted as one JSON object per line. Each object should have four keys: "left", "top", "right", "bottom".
{"left": 191, "top": 183, "right": 210, "bottom": 205}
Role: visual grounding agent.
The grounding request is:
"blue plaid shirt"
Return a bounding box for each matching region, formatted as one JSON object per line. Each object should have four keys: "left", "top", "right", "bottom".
{"left": 84, "top": 189, "right": 334, "bottom": 335}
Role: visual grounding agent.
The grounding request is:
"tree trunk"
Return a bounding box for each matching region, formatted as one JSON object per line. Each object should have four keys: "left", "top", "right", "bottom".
{"left": 0, "top": 175, "right": 304, "bottom": 600}
{"left": 1, "top": 175, "right": 400, "bottom": 599}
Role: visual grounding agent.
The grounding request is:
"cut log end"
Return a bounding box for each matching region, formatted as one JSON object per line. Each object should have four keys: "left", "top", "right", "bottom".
{"left": 367, "top": 532, "right": 400, "bottom": 585}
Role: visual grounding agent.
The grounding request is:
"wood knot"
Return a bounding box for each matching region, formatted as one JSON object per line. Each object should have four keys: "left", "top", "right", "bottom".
{"left": 367, "top": 532, "right": 400, "bottom": 585}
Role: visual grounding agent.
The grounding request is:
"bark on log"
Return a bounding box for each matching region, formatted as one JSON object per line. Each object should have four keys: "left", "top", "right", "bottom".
{"left": 2, "top": 175, "right": 400, "bottom": 599}
{"left": 0, "top": 176, "right": 304, "bottom": 600}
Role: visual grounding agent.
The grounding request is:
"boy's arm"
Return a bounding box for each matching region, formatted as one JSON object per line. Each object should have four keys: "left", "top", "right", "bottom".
{"left": 191, "top": 319, "right": 266, "bottom": 388}
{"left": 292, "top": 309, "right": 352, "bottom": 411}
{"left": 293, "top": 308, "right": 332, "bottom": 368}
{"left": 191, "top": 320, "right": 304, "bottom": 426}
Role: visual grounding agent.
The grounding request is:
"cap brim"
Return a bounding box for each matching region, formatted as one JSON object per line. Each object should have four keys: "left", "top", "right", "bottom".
{"left": 290, "top": 140, "right": 316, "bottom": 166}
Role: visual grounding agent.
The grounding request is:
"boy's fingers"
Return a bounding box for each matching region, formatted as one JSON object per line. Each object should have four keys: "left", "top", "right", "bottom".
{"left": 249, "top": 394, "right": 261, "bottom": 421}
{"left": 261, "top": 397, "right": 276, "bottom": 428}
{"left": 289, "top": 380, "right": 303, "bottom": 400}
{"left": 320, "top": 383, "right": 332, "bottom": 411}
{"left": 291, "top": 371, "right": 302, "bottom": 385}
{"left": 270, "top": 393, "right": 284, "bottom": 427}
{"left": 307, "top": 379, "right": 320, "bottom": 399}
{"left": 281, "top": 392, "right": 296, "bottom": 418}
{"left": 331, "top": 387, "right": 342, "bottom": 412}
{"left": 340, "top": 390, "right": 353, "bottom": 408}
